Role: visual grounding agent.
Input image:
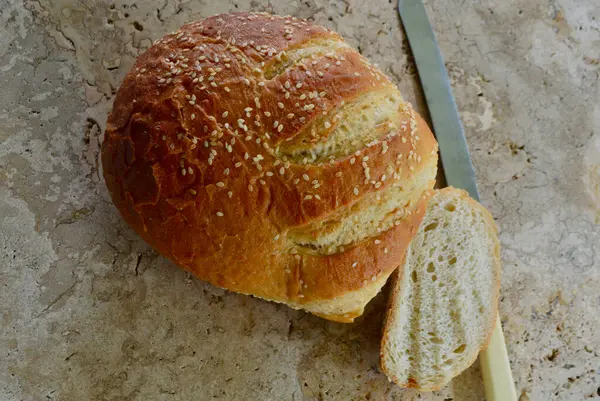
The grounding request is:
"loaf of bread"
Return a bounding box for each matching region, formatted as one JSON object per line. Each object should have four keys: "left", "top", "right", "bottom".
{"left": 101, "top": 12, "right": 438, "bottom": 322}
{"left": 380, "top": 187, "right": 501, "bottom": 389}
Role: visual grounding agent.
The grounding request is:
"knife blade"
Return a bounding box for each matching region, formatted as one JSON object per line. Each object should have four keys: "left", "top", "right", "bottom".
{"left": 398, "top": 0, "right": 478, "bottom": 200}
{"left": 397, "top": 1, "right": 517, "bottom": 400}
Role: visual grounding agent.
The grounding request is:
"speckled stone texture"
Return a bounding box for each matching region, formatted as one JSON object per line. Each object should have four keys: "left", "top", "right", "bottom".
{"left": 0, "top": 1, "right": 598, "bottom": 400}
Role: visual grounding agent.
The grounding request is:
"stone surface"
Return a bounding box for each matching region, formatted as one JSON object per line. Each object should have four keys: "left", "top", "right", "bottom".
{"left": 1, "top": 0, "right": 599, "bottom": 400}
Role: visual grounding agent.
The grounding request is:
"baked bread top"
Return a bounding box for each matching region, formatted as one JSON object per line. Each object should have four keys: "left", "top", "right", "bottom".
{"left": 101, "top": 12, "right": 438, "bottom": 322}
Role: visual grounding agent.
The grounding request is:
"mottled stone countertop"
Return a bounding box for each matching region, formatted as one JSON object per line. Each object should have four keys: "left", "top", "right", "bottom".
{"left": 1, "top": 0, "right": 599, "bottom": 400}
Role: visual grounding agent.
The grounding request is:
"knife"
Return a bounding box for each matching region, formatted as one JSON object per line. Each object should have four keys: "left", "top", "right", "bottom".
{"left": 397, "top": 0, "right": 517, "bottom": 400}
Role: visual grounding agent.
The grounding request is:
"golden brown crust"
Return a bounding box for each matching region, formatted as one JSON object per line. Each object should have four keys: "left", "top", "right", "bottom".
{"left": 102, "top": 12, "right": 438, "bottom": 321}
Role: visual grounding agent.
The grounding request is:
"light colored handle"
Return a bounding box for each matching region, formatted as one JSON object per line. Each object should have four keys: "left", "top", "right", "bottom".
{"left": 479, "top": 315, "right": 518, "bottom": 401}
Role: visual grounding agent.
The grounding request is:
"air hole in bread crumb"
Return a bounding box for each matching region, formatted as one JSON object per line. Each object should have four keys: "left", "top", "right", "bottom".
{"left": 444, "top": 203, "right": 456, "bottom": 212}
{"left": 411, "top": 270, "right": 418, "bottom": 282}
{"left": 431, "top": 274, "right": 437, "bottom": 282}
{"left": 426, "top": 262, "right": 435, "bottom": 273}
{"left": 453, "top": 344, "right": 466, "bottom": 354}
{"left": 448, "top": 256, "right": 457, "bottom": 265}
{"left": 424, "top": 221, "right": 438, "bottom": 232}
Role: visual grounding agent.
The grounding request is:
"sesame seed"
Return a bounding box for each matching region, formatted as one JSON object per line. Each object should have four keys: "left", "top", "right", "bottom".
{"left": 402, "top": 137, "right": 407, "bottom": 143}
{"left": 266, "top": 171, "right": 273, "bottom": 176}
{"left": 353, "top": 187, "right": 359, "bottom": 196}
{"left": 278, "top": 102, "right": 284, "bottom": 109}
{"left": 277, "top": 124, "right": 284, "bottom": 132}
{"left": 374, "top": 239, "right": 381, "bottom": 245}
{"left": 350, "top": 157, "right": 355, "bottom": 164}
{"left": 296, "top": 82, "right": 303, "bottom": 88}
{"left": 216, "top": 181, "right": 225, "bottom": 188}
{"left": 371, "top": 275, "right": 377, "bottom": 282}
{"left": 181, "top": 169, "right": 186, "bottom": 176}
{"left": 352, "top": 262, "right": 358, "bottom": 268}
{"left": 216, "top": 211, "right": 224, "bottom": 217}
{"left": 324, "top": 121, "right": 331, "bottom": 129}
{"left": 222, "top": 111, "right": 229, "bottom": 118}
{"left": 279, "top": 167, "right": 285, "bottom": 175}
{"left": 189, "top": 189, "right": 197, "bottom": 195}
{"left": 303, "top": 174, "right": 309, "bottom": 181}
{"left": 384, "top": 248, "right": 389, "bottom": 254}
{"left": 258, "top": 82, "right": 265, "bottom": 87}
{"left": 228, "top": 191, "right": 233, "bottom": 198}
{"left": 248, "top": 184, "right": 253, "bottom": 192}
{"left": 162, "top": 135, "right": 167, "bottom": 141}
{"left": 287, "top": 113, "right": 295, "bottom": 119}
{"left": 264, "top": 111, "right": 271, "bottom": 117}
{"left": 235, "top": 162, "right": 242, "bottom": 168}
{"left": 293, "top": 178, "right": 300, "bottom": 184}
{"left": 335, "top": 171, "right": 343, "bottom": 177}
{"left": 224, "top": 168, "right": 230, "bottom": 175}
{"left": 304, "top": 195, "right": 313, "bottom": 200}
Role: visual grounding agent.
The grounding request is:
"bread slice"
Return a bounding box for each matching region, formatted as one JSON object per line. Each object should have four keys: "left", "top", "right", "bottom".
{"left": 380, "top": 187, "right": 501, "bottom": 390}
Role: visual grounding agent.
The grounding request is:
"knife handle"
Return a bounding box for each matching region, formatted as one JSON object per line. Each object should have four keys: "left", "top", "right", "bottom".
{"left": 479, "top": 315, "right": 518, "bottom": 401}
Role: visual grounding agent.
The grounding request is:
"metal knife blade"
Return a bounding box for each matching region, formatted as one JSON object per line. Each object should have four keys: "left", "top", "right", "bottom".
{"left": 398, "top": 0, "right": 479, "bottom": 200}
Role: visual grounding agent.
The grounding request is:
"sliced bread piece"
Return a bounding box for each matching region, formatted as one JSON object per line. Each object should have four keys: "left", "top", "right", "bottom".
{"left": 380, "top": 187, "right": 501, "bottom": 391}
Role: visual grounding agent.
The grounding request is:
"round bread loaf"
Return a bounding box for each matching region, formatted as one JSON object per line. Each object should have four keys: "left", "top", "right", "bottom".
{"left": 101, "top": 12, "right": 438, "bottom": 322}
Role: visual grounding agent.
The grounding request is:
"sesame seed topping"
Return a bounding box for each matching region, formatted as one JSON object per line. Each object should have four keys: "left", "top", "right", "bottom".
{"left": 353, "top": 187, "right": 359, "bottom": 196}
{"left": 352, "top": 262, "right": 358, "bottom": 268}
{"left": 222, "top": 111, "right": 229, "bottom": 118}
{"left": 216, "top": 211, "right": 224, "bottom": 217}
{"left": 374, "top": 239, "right": 381, "bottom": 245}
{"left": 324, "top": 121, "right": 331, "bottom": 129}
{"left": 216, "top": 181, "right": 225, "bottom": 188}
{"left": 304, "top": 195, "right": 313, "bottom": 200}
{"left": 228, "top": 191, "right": 233, "bottom": 198}
{"left": 279, "top": 167, "right": 285, "bottom": 175}
{"left": 235, "top": 162, "right": 242, "bottom": 168}
{"left": 248, "top": 184, "right": 253, "bottom": 192}
{"left": 303, "top": 174, "right": 310, "bottom": 181}
{"left": 188, "top": 167, "right": 194, "bottom": 175}
{"left": 335, "top": 171, "right": 343, "bottom": 177}
{"left": 384, "top": 248, "right": 389, "bottom": 254}
{"left": 278, "top": 102, "right": 284, "bottom": 109}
